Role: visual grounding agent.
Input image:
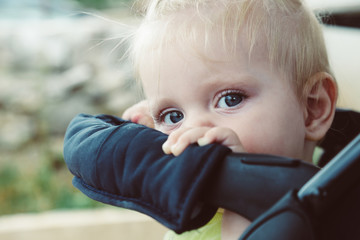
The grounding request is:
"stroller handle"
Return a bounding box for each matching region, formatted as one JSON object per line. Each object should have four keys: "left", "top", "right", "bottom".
{"left": 205, "top": 153, "right": 319, "bottom": 220}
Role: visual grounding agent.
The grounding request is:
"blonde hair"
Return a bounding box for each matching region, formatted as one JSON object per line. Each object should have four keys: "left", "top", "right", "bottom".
{"left": 130, "top": 0, "right": 334, "bottom": 100}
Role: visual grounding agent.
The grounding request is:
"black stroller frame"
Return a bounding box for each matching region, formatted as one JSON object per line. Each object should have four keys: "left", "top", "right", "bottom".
{"left": 239, "top": 130, "right": 360, "bottom": 240}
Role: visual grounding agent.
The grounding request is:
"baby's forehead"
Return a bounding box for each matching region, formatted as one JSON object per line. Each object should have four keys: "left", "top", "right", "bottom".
{"left": 134, "top": 2, "right": 277, "bottom": 74}
{"left": 138, "top": 27, "right": 271, "bottom": 87}
{"left": 144, "top": 9, "right": 246, "bottom": 51}
{"left": 137, "top": 18, "right": 275, "bottom": 94}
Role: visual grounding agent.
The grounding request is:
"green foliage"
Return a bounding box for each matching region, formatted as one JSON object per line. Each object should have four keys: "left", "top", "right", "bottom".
{"left": 0, "top": 151, "right": 104, "bottom": 216}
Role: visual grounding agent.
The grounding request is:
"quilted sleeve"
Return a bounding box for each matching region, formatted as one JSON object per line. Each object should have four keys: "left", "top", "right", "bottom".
{"left": 63, "top": 113, "right": 231, "bottom": 233}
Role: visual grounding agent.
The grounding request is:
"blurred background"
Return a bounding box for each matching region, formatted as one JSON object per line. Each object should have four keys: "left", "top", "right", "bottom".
{"left": 0, "top": 0, "right": 359, "bottom": 239}
{"left": 0, "top": 0, "right": 141, "bottom": 216}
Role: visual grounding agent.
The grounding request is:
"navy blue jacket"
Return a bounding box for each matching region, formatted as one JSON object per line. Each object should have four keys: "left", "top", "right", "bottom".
{"left": 63, "top": 113, "right": 231, "bottom": 233}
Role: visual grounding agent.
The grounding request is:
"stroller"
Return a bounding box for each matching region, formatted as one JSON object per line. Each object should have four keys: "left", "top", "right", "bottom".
{"left": 239, "top": 109, "right": 360, "bottom": 240}
{"left": 64, "top": 109, "right": 360, "bottom": 240}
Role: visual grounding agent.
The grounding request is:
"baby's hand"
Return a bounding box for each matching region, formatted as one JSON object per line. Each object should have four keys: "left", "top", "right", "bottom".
{"left": 162, "top": 127, "right": 251, "bottom": 239}
{"left": 122, "top": 100, "right": 154, "bottom": 128}
{"left": 162, "top": 126, "right": 245, "bottom": 156}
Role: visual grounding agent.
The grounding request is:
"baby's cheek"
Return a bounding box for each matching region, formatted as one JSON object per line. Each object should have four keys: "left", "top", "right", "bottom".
{"left": 154, "top": 125, "right": 170, "bottom": 135}
{"left": 244, "top": 130, "right": 304, "bottom": 159}
{"left": 236, "top": 130, "right": 267, "bottom": 154}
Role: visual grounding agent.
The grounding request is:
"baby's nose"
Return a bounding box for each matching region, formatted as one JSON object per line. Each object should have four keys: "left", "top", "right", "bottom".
{"left": 183, "top": 114, "right": 216, "bottom": 129}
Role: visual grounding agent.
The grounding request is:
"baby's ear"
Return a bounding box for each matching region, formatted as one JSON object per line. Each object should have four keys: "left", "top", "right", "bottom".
{"left": 304, "top": 72, "right": 337, "bottom": 141}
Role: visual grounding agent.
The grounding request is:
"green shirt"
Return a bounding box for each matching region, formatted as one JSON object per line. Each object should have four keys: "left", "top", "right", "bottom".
{"left": 163, "top": 211, "right": 223, "bottom": 240}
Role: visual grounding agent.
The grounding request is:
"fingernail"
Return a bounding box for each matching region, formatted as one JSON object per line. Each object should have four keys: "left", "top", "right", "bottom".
{"left": 171, "top": 144, "right": 179, "bottom": 156}
{"left": 197, "top": 137, "right": 210, "bottom": 146}
{"left": 162, "top": 141, "right": 171, "bottom": 154}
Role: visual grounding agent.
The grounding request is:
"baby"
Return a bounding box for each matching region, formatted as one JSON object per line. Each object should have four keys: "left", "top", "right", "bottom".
{"left": 122, "top": 0, "right": 338, "bottom": 239}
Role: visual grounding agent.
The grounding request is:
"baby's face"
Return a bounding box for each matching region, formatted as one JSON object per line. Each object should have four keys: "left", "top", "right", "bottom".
{"left": 140, "top": 33, "right": 309, "bottom": 161}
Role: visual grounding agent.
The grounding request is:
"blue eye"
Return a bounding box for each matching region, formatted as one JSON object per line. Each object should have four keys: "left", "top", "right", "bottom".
{"left": 162, "top": 110, "right": 184, "bottom": 125}
{"left": 217, "top": 92, "right": 245, "bottom": 108}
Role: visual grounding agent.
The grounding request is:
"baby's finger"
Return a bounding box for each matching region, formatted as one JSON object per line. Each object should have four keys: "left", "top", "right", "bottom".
{"left": 122, "top": 103, "right": 141, "bottom": 120}
{"left": 162, "top": 127, "right": 191, "bottom": 154}
{"left": 136, "top": 114, "right": 155, "bottom": 128}
{"left": 163, "top": 127, "right": 209, "bottom": 156}
{"left": 170, "top": 128, "right": 209, "bottom": 156}
{"left": 198, "top": 127, "right": 245, "bottom": 153}
{"left": 121, "top": 108, "right": 132, "bottom": 120}
{"left": 122, "top": 100, "right": 148, "bottom": 120}
{"left": 122, "top": 100, "right": 155, "bottom": 128}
